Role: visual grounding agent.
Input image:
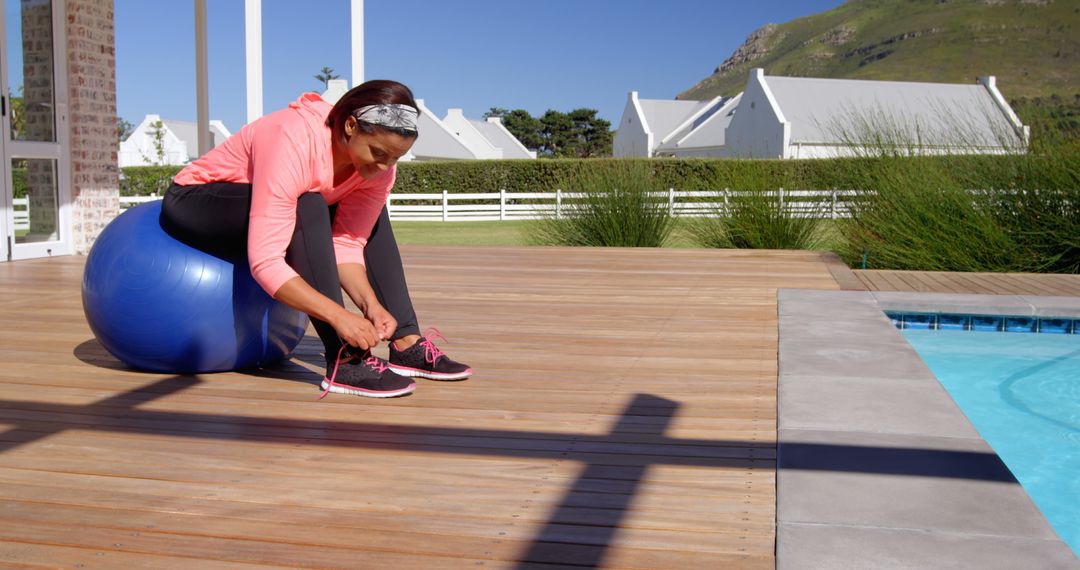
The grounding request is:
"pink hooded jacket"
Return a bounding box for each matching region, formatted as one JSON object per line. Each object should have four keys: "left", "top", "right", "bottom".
{"left": 173, "top": 93, "right": 395, "bottom": 296}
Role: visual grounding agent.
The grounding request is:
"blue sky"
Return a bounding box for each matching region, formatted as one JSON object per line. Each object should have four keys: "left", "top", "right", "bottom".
{"left": 112, "top": 0, "right": 845, "bottom": 133}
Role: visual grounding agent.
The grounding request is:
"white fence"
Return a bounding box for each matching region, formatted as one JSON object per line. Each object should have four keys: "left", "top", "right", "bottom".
{"left": 382, "top": 189, "right": 856, "bottom": 221}
{"left": 13, "top": 196, "right": 159, "bottom": 232}
{"left": 13, "top": 197, "right": 29, "bottom": 231}
{"left": 10, "top": 190, "right": 855, "bottom": 230}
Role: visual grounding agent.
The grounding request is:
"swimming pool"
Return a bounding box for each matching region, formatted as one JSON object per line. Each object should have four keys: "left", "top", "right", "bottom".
{"left": 899, "top": 321, "right": 1079, "bottom": 555}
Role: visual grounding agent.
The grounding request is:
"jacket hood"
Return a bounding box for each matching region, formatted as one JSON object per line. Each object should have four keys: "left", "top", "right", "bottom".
{"left": 288, "top": 92, "right": 334, "bottom": 126}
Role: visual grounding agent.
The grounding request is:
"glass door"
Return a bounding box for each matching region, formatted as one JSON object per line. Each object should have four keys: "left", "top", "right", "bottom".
{"left": 1, "top": 0, "right": 70, "bottom": 261}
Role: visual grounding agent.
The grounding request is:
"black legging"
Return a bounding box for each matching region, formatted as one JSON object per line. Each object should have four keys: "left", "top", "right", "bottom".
{"left": 161, "top": 182, "right": 420, "bottom": 366}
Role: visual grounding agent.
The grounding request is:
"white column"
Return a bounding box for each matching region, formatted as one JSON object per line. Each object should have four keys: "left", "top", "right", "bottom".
{"left": 244, "top": 0, "right": 263, "bottom": 122}
{"left": 194, "top": 0, "right": 211, "bottom": 157}
{"left": 351, "top": 0, "right": 364, "bottom": 86}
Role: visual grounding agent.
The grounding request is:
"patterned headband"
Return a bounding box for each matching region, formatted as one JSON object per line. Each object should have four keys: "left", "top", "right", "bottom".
{"left": 352, "top": 104, "right": 419, "bottom": 133}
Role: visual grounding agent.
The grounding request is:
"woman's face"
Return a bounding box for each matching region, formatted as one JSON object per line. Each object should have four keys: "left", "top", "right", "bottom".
{"left": 343, "top": 116, "right": 415, "bottom": 179}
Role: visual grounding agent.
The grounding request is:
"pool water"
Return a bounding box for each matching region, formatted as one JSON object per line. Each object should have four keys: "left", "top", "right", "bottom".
{"left": 902, "top": 329, "right": 1080, "bottom": 554}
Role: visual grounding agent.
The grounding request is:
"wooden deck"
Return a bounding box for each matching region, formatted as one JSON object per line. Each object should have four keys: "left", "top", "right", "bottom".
{"left": 853, "top": 269, "right": 1080, "bottom": 296}
{"left": 0, "top": 247, "right": 843, "bottom": 569}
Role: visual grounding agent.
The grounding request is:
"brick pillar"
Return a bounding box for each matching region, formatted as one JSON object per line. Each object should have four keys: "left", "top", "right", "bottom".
{"left": 66, "top": 0, "right": 119, "bottom": 254}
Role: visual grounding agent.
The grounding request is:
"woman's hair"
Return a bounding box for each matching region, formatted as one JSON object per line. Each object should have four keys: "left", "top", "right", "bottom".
{"left": 326, "top": 79, "right": 419, "bottom": 142}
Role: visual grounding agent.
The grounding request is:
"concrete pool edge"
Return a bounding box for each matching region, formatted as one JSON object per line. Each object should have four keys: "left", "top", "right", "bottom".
{"left": 870, "top": 290, "right": 1080, "bottom": 319}
{"left": 775, "top": 289, "right": 1080, "bottom": 569}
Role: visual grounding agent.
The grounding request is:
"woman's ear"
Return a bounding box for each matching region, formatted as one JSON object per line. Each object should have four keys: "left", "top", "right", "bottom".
{"left": 344, "top": 115, "right": 357, "bottom": 139}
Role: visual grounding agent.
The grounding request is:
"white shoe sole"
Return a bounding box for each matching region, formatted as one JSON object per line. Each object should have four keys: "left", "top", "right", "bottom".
{"left": 320, "top": 379, "right": 416, "bottom": 398}
{"left": 387, "top": 364, "right": 472, "bottom": 381}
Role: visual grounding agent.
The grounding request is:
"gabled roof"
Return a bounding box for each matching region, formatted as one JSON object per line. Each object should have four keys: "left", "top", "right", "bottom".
{"left": 658, "top": 95, "right": 740, "bottom": 152}
{"left": 410, "top": 100, "right": 478, "bottom": 160}
{"left": 637, "top": 98, "right": 716, "bottom": 142}
{"left": 470, "top": 118, "right": 536, "bottom": 159}
{"left": 119, "top": 114, "right": 231, "bottom": 167}
{"left": 442, "top": 109, "right": 501, "bottom": 159}
{"left": 161, "top": 119, "right": 231, "bottom": 160}
{"left": 764, "top": 75, "right": 1025, "bottom": 148}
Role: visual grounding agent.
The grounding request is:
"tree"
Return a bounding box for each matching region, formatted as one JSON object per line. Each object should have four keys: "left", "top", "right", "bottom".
{"left": 117, "top": 116, "right": 135, "bottom": 142}
{"left": 538, "top": 109, "right": 612, "bottom": 158}
{"left": 314, "top": 66, "right": 340, "bottom": 90}
{"left": 137, "top": 120, "right": 168, "bottom": 165}
{"left": 483, "top": 106, "right": 612, "bottom": 157}
{"left": 483, "top": 107, "right": 545, "bottom": 152}
{"left": 540, "top": 110, "right": 575, "bottom": 157}
{"left": 567, "top": 108, "right": 613, "bottom": 158}
{"left": 503, "top": 109, "right": 545, "bottom": 151}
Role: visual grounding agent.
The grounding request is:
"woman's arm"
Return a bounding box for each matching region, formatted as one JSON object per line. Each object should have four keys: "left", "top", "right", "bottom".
{"left": 273, "top": 275, "right": 381, "bottom": 350}
{"left": 339, "top": 263, "right": 397, "bottom": 340}
{"left": 330, "top": 169, "right": 400, "bottom": 340}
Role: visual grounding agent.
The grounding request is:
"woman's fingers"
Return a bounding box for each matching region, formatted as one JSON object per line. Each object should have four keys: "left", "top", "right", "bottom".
{"left": 338, "top": 313, "right": 380, "bottom": 349}
{"left": 366, "top": 305, "right": 397, "bottom": 340}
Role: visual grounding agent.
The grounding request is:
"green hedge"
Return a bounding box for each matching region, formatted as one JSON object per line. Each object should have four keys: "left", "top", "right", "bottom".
{"left": 119, "top": 165, "right": 183, "bottom": 196}
{"left": 394, "top": 157, "right": 838, "bottom": 193}
{"left": 117, "top": 153, "right": 1079, "bottom": 196}
{"left": 117, "top": 159, "right": 850, "bottom": 197}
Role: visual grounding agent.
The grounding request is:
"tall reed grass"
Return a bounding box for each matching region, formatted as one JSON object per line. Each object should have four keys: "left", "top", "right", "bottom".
{"left": 688, "top": 189, "right": 827, "bottom": 250}
{"left": 836, "top": 157, "right": 1033, "bottom": 271}
{"left": 827, "top": 105, "right": 1079, "bottom": 273}
{"left": 526, "top": 161, "right": 675, "bottom": 247}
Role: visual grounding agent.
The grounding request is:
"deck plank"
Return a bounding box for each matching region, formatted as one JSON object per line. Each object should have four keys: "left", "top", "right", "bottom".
{"left": 0, "top": 247, "right": 841, "bottom": 568}
{"left": 854, "top": 269, "right": 1080, "bottom": 297}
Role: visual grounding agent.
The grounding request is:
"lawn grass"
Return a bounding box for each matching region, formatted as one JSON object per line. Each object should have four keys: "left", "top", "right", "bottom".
{"left": 393, "top": 219, "right": 696, "bottom": 248}
{"left": 391, "top": 220, "right": 531, "bottom": 247}
{"left": 390, "top": 218, "right": 845, "bottom": 251}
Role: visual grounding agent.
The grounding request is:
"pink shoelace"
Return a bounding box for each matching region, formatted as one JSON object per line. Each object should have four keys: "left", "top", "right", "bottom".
{"left": 364, "top": 355, "right": 389, "bottom": 373}
{"left": 318, "top": 345, "right": 388, "bottom": 399}
{"left": 418, "top": 327, "right": 450, "bottom": 364}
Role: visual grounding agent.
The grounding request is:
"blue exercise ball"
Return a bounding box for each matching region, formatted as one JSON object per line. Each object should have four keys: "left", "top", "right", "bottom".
{"left": 82, "top": 201, "right": 308, "bottom": 373}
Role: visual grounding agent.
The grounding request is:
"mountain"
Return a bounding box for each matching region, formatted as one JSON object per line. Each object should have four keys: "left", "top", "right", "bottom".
{"left": 678, "top": 0, "right": 1080, "bottom": 102}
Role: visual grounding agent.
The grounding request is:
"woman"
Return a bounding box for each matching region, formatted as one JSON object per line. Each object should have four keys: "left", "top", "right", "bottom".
{"left": 161, "top": 79, "right": 471, "bottom": 399}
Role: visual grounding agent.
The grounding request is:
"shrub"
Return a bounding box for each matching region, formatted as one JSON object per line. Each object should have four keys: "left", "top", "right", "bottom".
{"left": 120, "top": 165, "right": 183, "bottom": 196}
{"left": 973, "top": 146, "right": 1080, "bottom": 273}
{"left": 820, "top": 105, "right": 1080, "bottom": 273}
{"left": 837, "top": 155, "right": 1036, "bottom": 272}
{"left": 689, "top": 189, "right": 827, "bottom": 250}
{"left": 526, "top": 161, "right": 674, "bottom": 247}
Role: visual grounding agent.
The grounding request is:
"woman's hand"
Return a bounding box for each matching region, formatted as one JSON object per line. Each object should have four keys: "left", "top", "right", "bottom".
{"left": 273, "top": 277, "right": 382, "bottom": 350}
{"left": 331, "top": 310, "right": 381, "bottom": 350}
{"left": 364, "top": 302, "right": 398, "bottom": 341}
{"left": 338, "top": 263, "right": 396, "bottom": 340}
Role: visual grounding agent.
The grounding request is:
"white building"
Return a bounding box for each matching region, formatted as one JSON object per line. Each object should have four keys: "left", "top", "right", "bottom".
{"left": 442, "top": 110, "right": 537, "bottom": 160}
{"left": 118, "top": 114, "right": 230, "bottom": 167}
{"left": 614, "top": 69, "right": 1028, "bottom": 159}
{"left": 613, "top": 93, "right": 736, "bottom": 158}
{"left": 407, "top": 99, "right": 484, "bottom": 161}
{"left": 321, "top": 79, "right": 535, "bottom": 161}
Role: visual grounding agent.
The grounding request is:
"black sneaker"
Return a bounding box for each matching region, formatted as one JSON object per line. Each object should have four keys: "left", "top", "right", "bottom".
{"left": 388, "top": 328, "right": 473, "bottom": 381}
{"left": 319, "top": 348, "right": 416, "bottom": 399}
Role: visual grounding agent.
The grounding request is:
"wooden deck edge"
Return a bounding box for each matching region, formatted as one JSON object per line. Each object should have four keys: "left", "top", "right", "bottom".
{"left": 819, "top": 251, "right": 867, "bottom": 291}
